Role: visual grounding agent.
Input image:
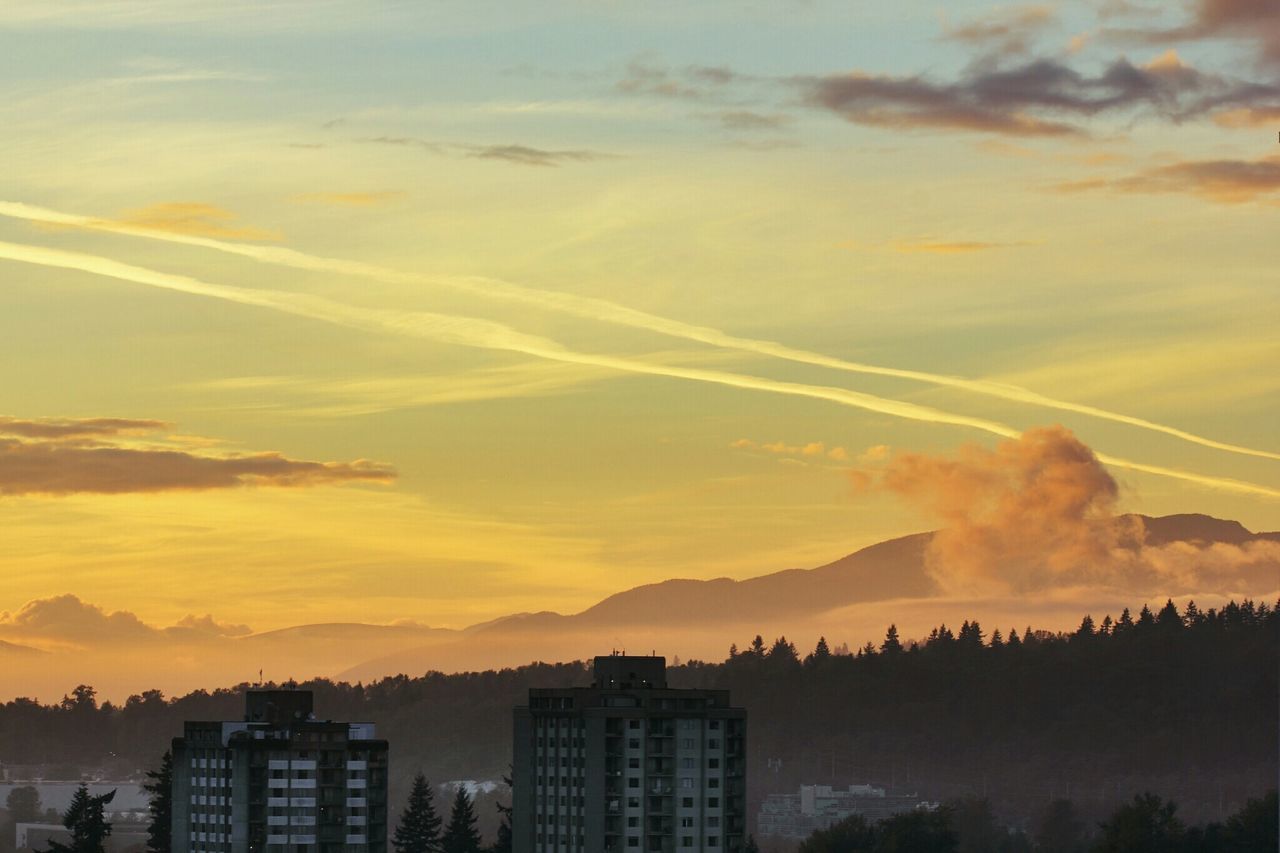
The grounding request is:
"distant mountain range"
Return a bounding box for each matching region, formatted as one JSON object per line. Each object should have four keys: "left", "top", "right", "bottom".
{"left": 2, "top": 513, "right": 1276, "bottom": 700}
{"left": 335, "top": 512, "right": 1279, "bottom": 680}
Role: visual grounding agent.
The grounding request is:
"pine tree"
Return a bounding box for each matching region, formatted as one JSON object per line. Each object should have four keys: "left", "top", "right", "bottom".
{"left": 1116, "top": 608, "right": 1134, "bottom": 633}
{"left": 881, "top": 624, "right": 903, "bottom": 654}
{"left": 990, "top": 628, "right": 1004, "bottom": 648}
{"left": 441, "top": 787, "right": 482, "bottom": 853}
{"left": 749, "top": 635, "right": 766, "bottom": 658}
{"left": 813, "top": 636, "right": 831, "bottom": 659}
{"left": 47, "top": 784, "right": 115, "bottom": 853}
{"left": 394, "top": 774, "right": 442, "bottom": 853}
{"left": 143, "top": 750, "right": 172, "bottom": 853}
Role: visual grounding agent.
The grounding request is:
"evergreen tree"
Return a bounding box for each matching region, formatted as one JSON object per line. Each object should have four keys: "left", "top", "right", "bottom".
{"left": 1100, "top": 615, "right": 1114, "bottom": 636}
{"left": 46, "top": 785, "right": 114, "bottom": 853}
{"left": 990, "top": 628, "right": 1004, "bottom": 648}
{"left": 1136, "top": 604, "right": 1155, "bottom": 628}
{"left": 811, "top": 636, "right": 831, "bottom": 661}
{"left": 749, "top": 635, "right": 766, "bottom": 658}
{"left": 1156, "top": 599, "right": 1182, "bottom": 630}
{"left": 768, "top": 636, "right": 799, "bottom": 663}
{"left": 1116, "top": 608, "right": 1134, "bottom": 632}
{"left": 441, "top": 787, "right": 482, "bottom": 853}
{"left": 143, "top": 750, "right": 172, "bottom": 853}
{"left": 881, "top": 624, "right": 903, "bottom": 654}
{"left": 1006, "top": 627, "right": 1021, "bottom": 647}
{"left": 393, "top": 774, "right": 442, "bottom": 853}
{"left": 1074, "top": 615, "right": 1096, "bottom": 639}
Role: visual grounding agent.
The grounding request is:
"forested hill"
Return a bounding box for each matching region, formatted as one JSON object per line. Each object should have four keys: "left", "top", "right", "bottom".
{"left": 0, "top": 599, "right": 1275, "bottom": 830}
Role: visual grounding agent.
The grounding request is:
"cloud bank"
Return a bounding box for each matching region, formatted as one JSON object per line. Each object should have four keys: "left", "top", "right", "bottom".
{"left": 0, "top": 416, "right": 394, "bottom": 495}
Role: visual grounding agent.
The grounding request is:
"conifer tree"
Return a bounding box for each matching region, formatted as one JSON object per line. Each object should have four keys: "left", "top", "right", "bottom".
{"left": 143, "top": 750, "right": 172, "bottom": 853}
{"left": 394, "top": 773, "right": 442, "bottom": 853}
{"left": 47, "top": 785, "right": 114, "bottom": 853}
{"left": 881, "top": 624, "right": 903, "bottom": 654}
{"left": 441, "top": 787, "right": 482, "bottom": 853}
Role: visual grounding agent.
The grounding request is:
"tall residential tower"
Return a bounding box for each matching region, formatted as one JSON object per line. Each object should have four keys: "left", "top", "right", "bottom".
{"left": 171, "top": 689, "right": 388, "bottom": 853}
{"left": 513, "top": 655, "right": 747, "bottom": 853}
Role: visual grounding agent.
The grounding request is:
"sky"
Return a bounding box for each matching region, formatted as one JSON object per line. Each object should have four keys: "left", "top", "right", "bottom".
{"left": 0, "top": 0, "right": 1278, "bottom": 699}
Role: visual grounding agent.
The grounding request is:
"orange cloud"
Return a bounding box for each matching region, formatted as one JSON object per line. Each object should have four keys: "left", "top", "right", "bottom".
{"left": 730, "top": 438, "right": 850, "bottom": 462}
{"left": 1212, "top": 106, "right": 1280, "bottom": 127}
{"left": 110, "top": 202, "right": 282, "bottom": 241}
{"left": 0, "top": 416, "right": 393, "bottom": 495}
{"left": 863, "top": 426, "right": 1280, "bottom": 596}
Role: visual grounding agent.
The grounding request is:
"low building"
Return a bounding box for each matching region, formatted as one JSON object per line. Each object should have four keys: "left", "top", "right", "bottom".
{"left": 757, "top": 784, "right": 929, "bottom": 840}
{"left": 171, "top": 689, "right": 388, "bottom": 853}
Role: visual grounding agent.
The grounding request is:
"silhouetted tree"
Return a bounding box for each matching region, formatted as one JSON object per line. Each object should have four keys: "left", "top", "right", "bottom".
{"left": 441, "top": 787, "right": 481, "bottom": 853}
{"left": 881, "top": 625, "right": 903, "bottom": 654}
{"left": 1157, "top": 599, "right": 1182, "bottom": 631}
{"left": 1034, "top": 799, "right": 1085, "bottom": 853}
{"left": 1221, "top": 790, "right": 1277, "bottom": 851}
{"left": 749, "top": 635, "right": 766, "bottom": 658}
{"left": 951, "top": 797, "right": 1001, "bottom": 853}
{"left": 393, "top": 774, "right": 442, "bottom": 853}
{"left": 1094, "top": 793, "right": 1183, "bottom": 853}
{"left": 797, "top": 813, "right": 876, "bottom": 853}
{"left": 877, "top": 809, "right": 957, "bottom": 853}
{"left": 46, "top": 785, "right": 115, "bottom": 853}
{"left": 6, "top": 786, "right": 42, "bottom": 823}
{"left": 805, "top": 636, "right": 832, "bottom": 666}
{"left": 143, "top": 750, "right": 172, "bottom": 853}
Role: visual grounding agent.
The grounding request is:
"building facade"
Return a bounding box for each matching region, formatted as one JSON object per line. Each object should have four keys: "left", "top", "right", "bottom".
{"left": 757, "top": 784, "right": 929, "bottom": 841}
{"left": 171, "top": 690, "right": 388, "bottom": 853}
{"left": 513, "top": 655, "right": 747, "bottom": 853}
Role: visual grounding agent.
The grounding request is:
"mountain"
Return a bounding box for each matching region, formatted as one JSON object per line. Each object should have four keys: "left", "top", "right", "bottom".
{"left": 338, "top": 513, "right": 1279, "bottom": 681}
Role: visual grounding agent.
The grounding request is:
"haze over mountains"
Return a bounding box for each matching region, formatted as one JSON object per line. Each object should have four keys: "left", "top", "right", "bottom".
{"left": 1, "top": 512, "right": 1276, "bottom": 702}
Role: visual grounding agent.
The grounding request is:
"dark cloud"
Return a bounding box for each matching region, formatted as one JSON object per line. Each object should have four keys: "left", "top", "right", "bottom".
{"left": 1124, "top": 0, "right": 1280, "bottom": 67}
{"left": 943, "top": 4, "right": 1058, "bottom": 55}
{"left": 1054, "top": 154, "right": 1280, "bottom": 202}
{"left": 799, "top": 53, "right": 1280, "bottom": 136}
{"left": 0, "top": 416, "right": 394, "bottom": 495}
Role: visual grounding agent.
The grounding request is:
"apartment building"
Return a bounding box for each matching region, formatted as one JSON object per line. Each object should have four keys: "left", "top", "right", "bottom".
{"left": 513, "top": 655, "right": 747, "bottom": 853}
{"left": 171, "top": 689, "right": 387, "bottom": 853}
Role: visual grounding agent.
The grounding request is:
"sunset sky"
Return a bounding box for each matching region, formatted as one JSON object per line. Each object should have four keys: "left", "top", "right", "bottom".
{"left": 1, "top": 1, "right": 1277, "bottom": 697}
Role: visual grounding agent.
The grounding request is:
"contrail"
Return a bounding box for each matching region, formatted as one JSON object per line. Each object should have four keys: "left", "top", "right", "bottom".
{"left": 2, "top": 199, "right": 1276, "bottom": 463}
{"left": 1, "top": 239, "right": 1276, "bottom": 500}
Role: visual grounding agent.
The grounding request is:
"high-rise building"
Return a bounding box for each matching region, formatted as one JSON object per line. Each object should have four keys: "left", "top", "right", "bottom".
{"left": 513, "top": 655, "right": 747, "bottom": 853}
{"left": 171, "top": 689, "right": 388, "bottom": 853}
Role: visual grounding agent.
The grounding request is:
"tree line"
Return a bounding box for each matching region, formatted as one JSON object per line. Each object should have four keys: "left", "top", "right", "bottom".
{"left": 791, "top": 790, "right": 1278, "bottom": 853}
{"left": 0, "top": 598, "right": 1274, "bottom": 835}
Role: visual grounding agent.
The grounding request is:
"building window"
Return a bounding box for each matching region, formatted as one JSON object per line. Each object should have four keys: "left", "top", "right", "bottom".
{"left": 628, "top": 778, "right": 639, "bottom": 789}
{"left": 707, "top": 798, "right": 719, "bottom": 808}
{"left": 708, "top": 758, "right": 720, "bottom": 769}
{"left": 681, "top": 798, "right": 693, "bottom": 808}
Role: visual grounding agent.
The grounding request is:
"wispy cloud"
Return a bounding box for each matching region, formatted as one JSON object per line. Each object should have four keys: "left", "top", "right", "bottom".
{"left": 107, "top": 202, "right": 282, "bottom": 241}
{"left": 730, "top": 437, "right": 850, "bottom": 462}
{"left": 1054, "top": 154, "right": 1280, "bottom": 202}
{"left": 0, "top": 415, "right": 393, "bottom": 495}
{"left": 359, "top": 137, "right": 612, "bottom": 167}
{"left": 3, "top": 200, "right": 1278, "bottom": 469}
{"left": 0, "top": 235, "right": 1275, "bottom": 499}
{"left": 941, "top": 4, "right": 1059, "bottom": 55}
